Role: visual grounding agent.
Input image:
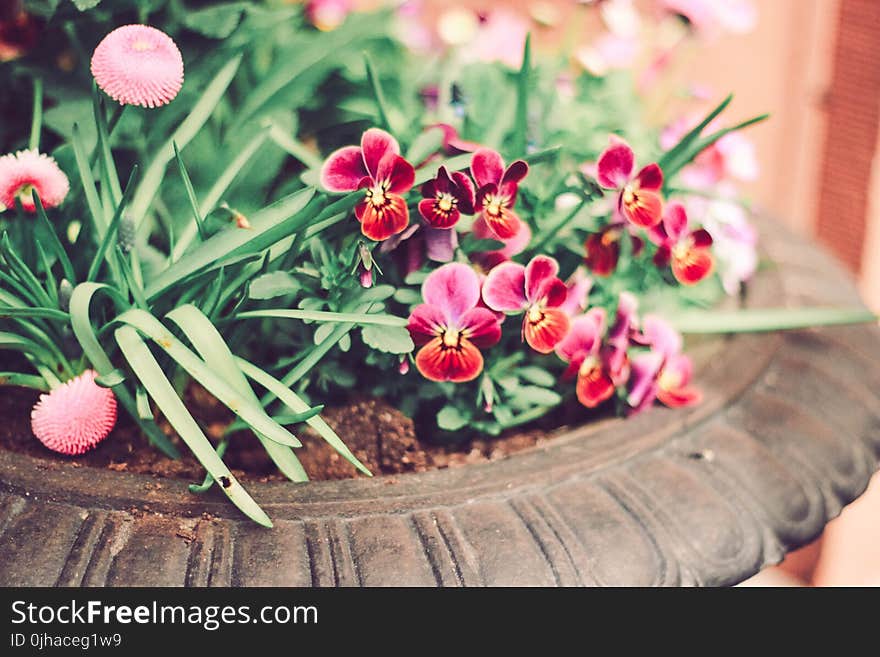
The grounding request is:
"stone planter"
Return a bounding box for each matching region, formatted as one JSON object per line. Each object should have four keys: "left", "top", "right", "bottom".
{"left": 0, "top": 217, "right": 878, "bottom": 587}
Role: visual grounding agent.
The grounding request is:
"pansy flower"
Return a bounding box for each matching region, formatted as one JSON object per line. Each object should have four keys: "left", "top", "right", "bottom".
{"left": 418, "top": 165, "right": 475, "bottom": 229}
{"left": 482, "top": 255, "right": 571, "bottom": 354}
{"left": 407, "top": 263, "right": 502, "bottom": 382}
{"left": 648, "top": 201, "right": 714, "bottom": 285}
{"left": 471, "top": 148, "right": 529, "bottom": 240}
{"left": 604, "top": 291, "right": 638, "bottom": 385}
{"left": 596, "top": 136, "right": 664, "bottom": 228}
{"left": 627, "top": 315, "right": 701, "bottom": 413}
{"left": 320, "top": 128, "right": 416, "bottom": 241}
{"left": 555, "top": 308, "right": 616, "bottom": 408}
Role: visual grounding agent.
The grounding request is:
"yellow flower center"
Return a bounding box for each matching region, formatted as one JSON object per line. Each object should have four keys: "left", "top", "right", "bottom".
{"left": 527, "top": 305, "right": 544, "bottom": 324}
{"left": 437, "top": 195, "right": 454, "bottom": 212}
{"left": 365, "top": 183, "right": 390, "bottom": 208}
{"left": 441, "top": 327, "right": 462, "bottom": 349}
{"left": 132, "top": 39, "right": 156, "bottom": 52}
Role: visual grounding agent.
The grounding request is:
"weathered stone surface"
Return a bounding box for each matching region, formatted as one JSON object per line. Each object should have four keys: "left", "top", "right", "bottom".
{"left": 0, "top": 217, "right": 878, "bottom": 586}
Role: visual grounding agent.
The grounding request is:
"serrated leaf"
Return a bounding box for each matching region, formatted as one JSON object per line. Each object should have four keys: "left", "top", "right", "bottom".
{"left": 518, "top": 366, "right": 555, "bottom": 387}
{"left": 361, "top": 324, "right": 414, "bottom": 354}
{"left": 249, "top": 271, "right": 301, "bottom": 300}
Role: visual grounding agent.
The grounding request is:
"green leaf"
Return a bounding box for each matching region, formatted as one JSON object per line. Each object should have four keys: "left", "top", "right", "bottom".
{"left": 232, "top": 308, "right": 407, "bottom": 327}
{"left": 363, "top": 52, "right": 395, "bottom": 134}
{"left": 129, "top": 55, "right": 243, "bottom": 230}
{"left": 146, "top": 187, "right": 316, "bottom": 301}
{"left": 117, "top": 308, "right": 303, "bottom": 449}
{"left": 658, "top": 94, "right": 732, "bottom": 174}
{"left": 165, "top": 304, "right": 308, "bottom": 483}
{"left": 361, "top": 324, "right": 414, "bottom": 354}
{"left": 115, "top": 325, "right": 272, "bottom": 527}
{"left": 68, "top": 282, "right": 180, "bottom": 458}
{"left": 672, "top": 307, "right": 878, "bottom": 334}
{"left": 32, "top": 192, "right": 75, "bottom": 283}
{"left": 248, "top": 271, "right": 301, "bottom": 300}
{"left": 95, "top": 368, "right": 127, "bottom": 387}
{"left": 511, "top": 385, "right": 562, "bottom": 407}
{"left": 460, "top": 237, "right": 506, "bottom": 254}
{"left": 86, "top": 166, "right": 139, "bottom": 283}
{"left": 518, "top": 366, "right": 555, "bottom": 387}
{"left": 183, "top": 2, "right": 247, "bottom": 38}
{"left": 71, "top": 0, "right": 101, "bottom": 10}
{"left": 406, "top": 126, "right": 445, "bottom": 165}
{"left": 512, "top": 32, "right": 532, "bottom": 156}
{"left": 235, "top": 357, "right": 371, "bottom": 476}
{"left": 172, "top": 142, "right": 207, "bottom": 245}
{"left": 0, "top": 372, "right": 50, "bottom": 391}
{"left": 437, "top": 405, "right": 470, "bottom": 432}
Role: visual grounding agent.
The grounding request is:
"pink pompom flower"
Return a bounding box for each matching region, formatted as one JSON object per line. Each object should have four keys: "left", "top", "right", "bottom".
{"left": 30, "top": 370, "right": 118, "bottom": 455}
{"left": 596, "top": 136, "right": 664, "bottom": 228}
{"left": 91, "top": 24, "right": 184, "bottom": 108}
{"left": 407, "top": 263, "right": 503, "bottom": 382}
{"left": 482, "top": 255, "right": 571, "bottom": 354}
{"left": 0, "top": 149, "right": 69, "bottom": 213}
{"left": 320, "top": 128, "right": 416, "bottom": 242}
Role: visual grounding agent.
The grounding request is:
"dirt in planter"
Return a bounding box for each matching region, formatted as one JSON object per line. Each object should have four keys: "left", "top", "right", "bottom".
{"left": 0, "top": 382, "right": 588, "bottom": 482}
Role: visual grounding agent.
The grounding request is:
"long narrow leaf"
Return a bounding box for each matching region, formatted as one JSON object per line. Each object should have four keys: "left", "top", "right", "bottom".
{"left": 0, "top": 372, "right": 50, "bottom": 391}
{"left": 69, "top": 282, "right": 180, "bottom": 458}
{"left": 32, "top": 192, "right": 75, "bottom": 283}
{"left": 673, "top": 307, "right": 878, "bottom": 334}
{"left": 512, "top": 33, "right": 532, "bottom": 157}
{"left": 230, "top": 308, "right": 407, "bottom": 327}
{"left": 115, "top": 325, "right": 272, "bottom": 527}
{"left": 236, "top": 357, "right": 371, "bottom": 476}
{"left": 116, "top": 308, "right": 303, "bottom": 448}
{"left": 86, "top": 166, "right": 140, "bottom": 282}
{"left": 166, "top": 304, "right": 309, "bottom": 483}
{"left": 172, "top": 141, "right": 207, "bottom": 244}
{"left": 129, "top": 55, "right": 243, "bottom": 229}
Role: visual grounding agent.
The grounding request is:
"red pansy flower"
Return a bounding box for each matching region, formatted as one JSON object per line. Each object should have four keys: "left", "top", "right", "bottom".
{"left": 471, "top": 148, "right": 529, "bottom": 239}
{"left": 555, "top": 308, "right": 616, "bottom": 408}
{"left": 320, "top": 128, "right": 416, "bottom": 241}
{"left": 482, "top": 255, "right": 571, "bottom": 354}
{"left": 407, "top": 263, "right": 502, "bottom": 382}
{"left": 648, "top": 201, "right": 714, "bottom": 285}
{"left": 418, "top": 165, "right": 475, "bottom": 229}
{"left": 596, "top": 136, "right": 664, "bottom": 228}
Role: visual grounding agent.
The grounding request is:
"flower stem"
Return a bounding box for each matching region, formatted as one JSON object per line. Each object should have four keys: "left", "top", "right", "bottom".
{"left": 29, "top": 78, "right": 42, "bottom": 152}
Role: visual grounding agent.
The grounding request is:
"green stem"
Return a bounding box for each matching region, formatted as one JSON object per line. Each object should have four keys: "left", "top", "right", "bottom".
{"left": 29, "top": 78, "right": 42, "bottom": 151}
{"left": 530, "top": 198, "right": 587, "bottom": 253}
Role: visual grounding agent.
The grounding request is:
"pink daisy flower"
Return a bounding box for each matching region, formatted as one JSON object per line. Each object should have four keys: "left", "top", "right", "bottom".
{"left": 91, "top": 24, "right": 184, "bottom": 108}
{"left": 30, "top": 370, "right": 118, "bottom": 456}
{"left": 0, "top": 149, "right": 69, "bottom": 213}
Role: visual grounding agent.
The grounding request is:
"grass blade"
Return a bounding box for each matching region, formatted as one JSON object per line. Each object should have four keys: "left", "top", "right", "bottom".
{"left": 69, "top": 282, "right": 180, "bottom": 458}
{"left": 172, "top": 141, "right": 207, "bottom": 245}
{"left": 115, "top": 324, "right": 272, "bottom": 527}
{"left": 166, "top": 304, "right": 309, "bottom": 483}
{"left": 32, "top": 192, "right": 75, "bottom": 283}
{"left": 116, "top": 308, "right": 303, "bottom": 448}
{"left": 236, "top": 357, "right": 371, "bottom": 476}
{"left": 512, "top": 33, "right": 532, "bottom": 157}
{"left": 364, "top": 52, "right": 395, "bottom": 133}
{"left": 86, "top": 166, "right": 139, "bottom": 283}
{"left": 230, "top": 308, "right": 407, "bottom": 327}
{"left": 673, "top": 307, "right": 878, "bottom": 334}
{"left": 0, "top": 372, "right": 50, "bottom": 391}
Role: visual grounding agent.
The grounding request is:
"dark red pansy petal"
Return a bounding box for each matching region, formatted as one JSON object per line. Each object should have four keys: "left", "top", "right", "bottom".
{"left": 418, "top": 198, "right": 460, "bottom": 229}
{"left": 584, "top": 231, "right": 620, "bottom": 276}
{"left": 672, "top": 247, "right": 714, "bottom": 285}
{"left": 359, "top": 194, "right": 410, "bottom": 241}
{"left": 691, "top": 228, "right": 713, "bottom": 248}
{"left": 471, "top": 148, "right": 505, "bottom": 187}
{"left": 381, "top": 154, "right": 416, "bottom": 194}
{"left": 415, "top": 337, "right": 484, "bottom": 383}
{"left": 420, "top": 179, "right": 437, "bottom": 199}
{"left": 576, "top": 364, "right": 616, "bottom": 408}
{"left": 635, "top": 163, "right": 663, "bottom": 191}
{"left": 459, "top": 307, "right": 503, "bottom": 348}
{"left": 451, "top": 171, "right": 476, "bottom": 212}
{"left": 653, "top": 244, "right": 671, "bottom": 268}
{"left": 434, "top": 166, "right": 453, "bottom": 193}
{"left": 475, "top": 182, "right": 497, "bottom": 210}
{"left": 622, "top": 189, "right": 663, "bottom": 228}
{"left": 482, "top": 207, "right": 522, "bottom": 240}
{"left": 361, "top": 128, "right": 399, "bottom": 181}
{"left": 320, "top": 146, "right": 368, "bottom": 192}
{"left": 657, "top": 385, "right": 702, "bottom": 408}
{"left": 631, "top": 234, "right": 645, "bottom": 256}
{"left": 502, "top": 160, "right": 529, "bottom": 186}
{"left": 523, "top": 308, "right": 571, "bottom": 354}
